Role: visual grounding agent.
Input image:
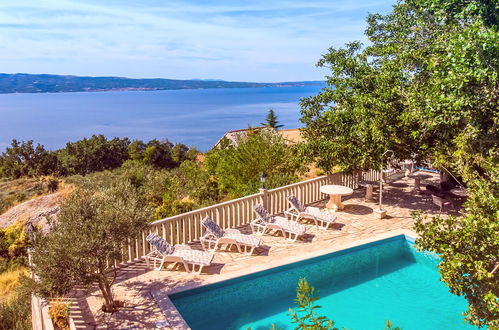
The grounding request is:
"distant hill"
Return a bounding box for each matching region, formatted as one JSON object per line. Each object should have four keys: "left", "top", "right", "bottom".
{"left": 0, "top": 73, "right": 324, "bottom": 94}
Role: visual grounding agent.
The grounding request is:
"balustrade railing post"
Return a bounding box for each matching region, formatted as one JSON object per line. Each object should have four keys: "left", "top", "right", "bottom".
{"left": 259, "top": 188, "right": 268, "bottom": 211}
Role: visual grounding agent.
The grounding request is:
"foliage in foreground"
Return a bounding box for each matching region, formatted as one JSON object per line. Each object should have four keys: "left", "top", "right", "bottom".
{"left": 29, "top": 181, "right": 152, "bottom": 312}
{"left": 285, "top": 278, "right": 401, "bottom": 330}
{"left": 299, "top": 0, "right": 498, "bottom": 326}
{"left": 0, "top": 268, "right": 27, "bottom": 301}
{"left": 414, "top": 170, "right": 499, "bottom": 328}
{"left": 0, "top": 223, "right": 30, "bottom": 329}
{"left": 289, "top": 278, "right": 338, "bottom": 330}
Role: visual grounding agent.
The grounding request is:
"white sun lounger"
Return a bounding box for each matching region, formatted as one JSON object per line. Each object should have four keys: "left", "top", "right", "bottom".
{"left": 145, "top": 233, "right": 214, "bottom": 274}
{"left": 286, "top": 195, "right": 337, "bottom": 230}
{"left": 200, "top": 217, "right": 261, "bottom": 255}
{"left": 251, "top": 204, "right": 306, "bottom": 242}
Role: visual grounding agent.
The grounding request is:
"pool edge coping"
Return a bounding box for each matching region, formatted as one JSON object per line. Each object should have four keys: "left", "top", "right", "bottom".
{"left": 151, "top": 228, "right": 418, "bottom": 329}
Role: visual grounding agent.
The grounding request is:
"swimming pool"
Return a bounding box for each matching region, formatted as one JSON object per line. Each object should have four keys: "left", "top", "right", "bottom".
{"left": 169, "top": 235, "right": 475, "bottom": 329}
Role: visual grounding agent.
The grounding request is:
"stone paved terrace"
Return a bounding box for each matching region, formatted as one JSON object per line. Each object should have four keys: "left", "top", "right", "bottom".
{"left": 69, "top": 171, "right": 464, "bottom": 329}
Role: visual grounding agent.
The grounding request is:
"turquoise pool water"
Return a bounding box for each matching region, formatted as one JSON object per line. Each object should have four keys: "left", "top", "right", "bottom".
{"left": 170, "top": 235, "right": 475, "bottom": 330}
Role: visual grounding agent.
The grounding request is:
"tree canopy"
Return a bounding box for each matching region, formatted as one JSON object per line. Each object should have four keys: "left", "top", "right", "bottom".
{"left": 0, "top": 135, "right": 197, "bottom": 179}
{"left": 300, "top": 0, "right": 497, "bottom": 173}
{"left": 300, "top": 0, "right": 498, "bottom": 326}
{"left": 29, "top": 181, "right": 152, "bottom": 312}
{"left": 205, "top": 129, "right": 304, "bottom": 198}
{"left": 0, "top": 140, "right": 58, "bottom": 178}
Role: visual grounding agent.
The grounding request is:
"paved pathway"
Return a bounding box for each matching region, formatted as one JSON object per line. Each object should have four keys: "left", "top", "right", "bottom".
{"left": 69, "top": 172, "right": 463, "bottom": 329}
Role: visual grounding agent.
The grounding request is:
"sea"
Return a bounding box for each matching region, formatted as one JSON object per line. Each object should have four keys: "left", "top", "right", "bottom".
{"left": 0, "top": 86, "right": 323, "bottom": 151}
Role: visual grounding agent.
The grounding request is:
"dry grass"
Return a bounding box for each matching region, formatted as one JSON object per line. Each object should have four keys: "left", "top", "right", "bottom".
{"left": 0, "top": 268, "right": 27, "bottom": 302}
{"left": 0, "top": 177, "right": 44, "bottom": 213}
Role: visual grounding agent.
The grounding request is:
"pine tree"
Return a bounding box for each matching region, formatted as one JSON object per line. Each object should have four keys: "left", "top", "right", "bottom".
{"left": 261, "top": 109, "right": 283, "bottom": 129}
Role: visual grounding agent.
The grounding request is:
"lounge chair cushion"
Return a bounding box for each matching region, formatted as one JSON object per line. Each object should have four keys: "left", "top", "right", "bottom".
{"left": 274, "top": 216, "right": 306, "bottom": 235}
{"left": 305, "top": 207, "right": 337, "bottom": 223}
{"left": 288, "top": 196, "right": 336, "bottom": 224}
{"left": 288, "top": 195, "right": 306, "bottom": 212}
{"left": 146, "top": 233, "right": 174, "bottom": 255}
{"left": 173, "top": 248, "right": 213, "bottom": 266}
{"left": 202, "top": 217, "right": 225, "bottom": 238}
{"left": 224, "top": 231, "right": 261, "bottom": 247}
{"left": 254, "top": 204, "right": 275, "bottom": 223}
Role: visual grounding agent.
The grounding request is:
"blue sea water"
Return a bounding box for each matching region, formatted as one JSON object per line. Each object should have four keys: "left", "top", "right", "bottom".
{"left": 0, "top": 86, "right": 322, "bottom": 151}
{"left": 170, "top": 236, "right": 476, "bottom": 330}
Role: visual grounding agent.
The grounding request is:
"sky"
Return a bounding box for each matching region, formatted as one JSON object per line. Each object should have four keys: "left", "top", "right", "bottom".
{"left": 0, "top": 0, "right": 395, "bottom": 82}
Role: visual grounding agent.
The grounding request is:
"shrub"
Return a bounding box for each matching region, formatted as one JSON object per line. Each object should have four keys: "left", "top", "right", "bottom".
{"left": 289, "top": 278, "right": 338, "bottom": 330}
{"left": 205, "top": 129, "right": 304, "bottom": 198}
{"left": 0, "top": 224, "right": 28, "bottom": 273}
{"left": 155, "top": 198, "right": 197, "bottom": 219}
{"left": 48, "top": 299, "right": 70, "bottom": 330}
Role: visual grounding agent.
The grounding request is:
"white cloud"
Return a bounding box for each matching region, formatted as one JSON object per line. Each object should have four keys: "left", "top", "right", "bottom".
{"left": 0, "top": 0, "right": 394, "bottom": 81}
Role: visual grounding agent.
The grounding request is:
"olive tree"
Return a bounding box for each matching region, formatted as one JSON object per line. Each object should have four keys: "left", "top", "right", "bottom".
{"left": 30, "top": 180, "right": 152, "bottom": 312}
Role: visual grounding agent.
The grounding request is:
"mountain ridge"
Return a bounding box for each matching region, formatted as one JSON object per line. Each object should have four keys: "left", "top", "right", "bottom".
{"left": 0, "top": 73, "right": 324, "bottom": 94}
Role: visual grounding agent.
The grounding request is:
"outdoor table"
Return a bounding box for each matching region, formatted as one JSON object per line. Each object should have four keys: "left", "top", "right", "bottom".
{"left": 320, "top": 185, "right": 354, "bottom": 211}
{"left": 408, "top": 173, "right": 432, "bottom": 193}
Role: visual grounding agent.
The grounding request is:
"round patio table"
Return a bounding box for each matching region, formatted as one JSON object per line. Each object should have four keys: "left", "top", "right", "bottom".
{"left": 320, "top": 185, "right": 354, "bottom": 211}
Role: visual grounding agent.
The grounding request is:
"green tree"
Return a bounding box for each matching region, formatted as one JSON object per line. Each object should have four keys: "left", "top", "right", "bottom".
{"left": 300, "top": 0, "right": 497, "bottom": 173}
{"left": 0, "top": 140, "right": 58, "bottom": 178}
{"left": 140, "top": 139, "right": 176, "bottom": 168}
{"left": 57, "top": 135, "right": 130, "bottom": 175}
{"left": 299, "top": 0, "right": 497, "bottom": 326}
{"left": 171, "top": 143, "right": 190, "bottom": 165}
{"left": 128, "top": 140, "right": 148, "bottom": 161}
{"left": 29, "top": 181, "right": 152, "bottom": 312}
{"left": 261, "top": 109, "right": 284, "bottom": 129}
{"left": 414, "top": 166, "right": 499, "bottom": 328}
{"left": 205, "top": 130, "right": 304, "bottom": 198}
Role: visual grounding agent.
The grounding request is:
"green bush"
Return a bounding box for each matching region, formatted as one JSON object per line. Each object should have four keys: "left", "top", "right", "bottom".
{"left": 205, "top": 129, "right": 304, "bottom": 198}
{"left": 155, "top": 199, "right": 197, "bottom": 219}
{"left": 48, "top": 299, "right": 70, "bottom": 330}
{"left": 0, "top": 224, "right": 28, "bottom": 273}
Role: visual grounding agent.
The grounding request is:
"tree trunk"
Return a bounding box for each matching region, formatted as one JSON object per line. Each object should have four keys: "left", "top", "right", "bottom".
{"left": 98, "top": 274, "right": 115, "bottom": 312}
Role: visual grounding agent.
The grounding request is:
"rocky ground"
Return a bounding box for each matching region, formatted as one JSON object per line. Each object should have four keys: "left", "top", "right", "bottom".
{"left": 0, "top": 186, "right": 70, "bottom": 230}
